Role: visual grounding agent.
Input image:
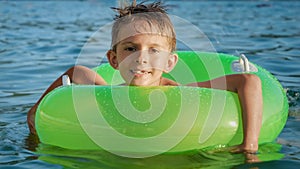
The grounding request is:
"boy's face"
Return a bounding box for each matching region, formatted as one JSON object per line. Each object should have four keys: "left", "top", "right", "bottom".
{"left": 107, "top": 33, "right": 177, "bottom": 86}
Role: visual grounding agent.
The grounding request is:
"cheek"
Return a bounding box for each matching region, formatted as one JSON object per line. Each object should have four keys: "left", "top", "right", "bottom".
{"left": 150, "top": 57, "right": 169, "bottom": 70}
{"left": 118, "top": 55, "right": 133, "bottom": 66}
{"left": 116, "top": 50, "right": 137, "bottom": 63}
{"left": 117, "top": 56, "right": 136, "bottom": 73}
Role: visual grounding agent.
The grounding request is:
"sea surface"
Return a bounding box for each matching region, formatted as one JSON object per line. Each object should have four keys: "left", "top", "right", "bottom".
{"left": 0, "top": 0, "right": 299, "bottom": 169}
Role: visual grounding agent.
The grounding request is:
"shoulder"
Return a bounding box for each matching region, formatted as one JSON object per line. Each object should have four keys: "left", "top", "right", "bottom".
{"left": 160, "top": 78, "right": 180, "bottom": 86}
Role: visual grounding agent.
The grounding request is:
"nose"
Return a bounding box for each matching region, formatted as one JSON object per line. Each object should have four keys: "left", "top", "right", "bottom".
{"left": 135, "top": 51, "right": 148, "bottom": 64}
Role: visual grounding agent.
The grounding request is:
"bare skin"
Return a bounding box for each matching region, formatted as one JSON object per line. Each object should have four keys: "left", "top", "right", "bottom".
{"left": 28, "top": 68, "right": 262, "bottom": 154}
{"left": 27, "top": 65, "right": 107, "bottom": 134}
{"left": 188, "top": 74, "right": 263, "bottom": 153}
{"left": 27, "top": 34, "right": 262, "bottom": 155}
{"left": 27, "top": 66, "right": 179, "bottom": 135}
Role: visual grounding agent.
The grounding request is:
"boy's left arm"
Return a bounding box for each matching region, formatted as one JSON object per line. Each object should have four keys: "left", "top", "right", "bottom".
{"left": 187, "top": 74, "right": 263, "bottom": 153}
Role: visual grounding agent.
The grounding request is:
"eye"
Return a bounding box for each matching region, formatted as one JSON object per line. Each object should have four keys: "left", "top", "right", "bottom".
{"left": 149, "top": 48, "right": 160, "bottom": 54}
{"left": 124, "top": 46, "right": 136, "bottom": 52}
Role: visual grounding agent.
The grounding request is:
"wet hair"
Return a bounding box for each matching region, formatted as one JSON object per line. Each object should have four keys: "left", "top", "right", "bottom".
{"left": 110, "top": 0, "right": 176, "bottom": 52}
{"left": 111, "top": 0, "right": 167, "bottom": 19}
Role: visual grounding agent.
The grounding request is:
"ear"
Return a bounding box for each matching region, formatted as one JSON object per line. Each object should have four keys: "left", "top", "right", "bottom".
{"left": 106, "top": 50, "right": 119, "bottom": 69}
{"left": 164, "top": 53, "right": 178, "bottom": 73}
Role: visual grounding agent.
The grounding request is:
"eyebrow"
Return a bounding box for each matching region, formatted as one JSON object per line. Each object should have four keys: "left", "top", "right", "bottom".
{"left": 119, "top": 41, "right": 164, "bottom": 48}
{"left": 119, "top": 42, "right": 135, "bottom": 46}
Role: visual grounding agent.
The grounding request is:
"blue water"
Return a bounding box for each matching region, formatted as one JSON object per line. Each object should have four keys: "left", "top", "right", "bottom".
{"left": 0, "top": 0, "right": 299, "bottom": 168}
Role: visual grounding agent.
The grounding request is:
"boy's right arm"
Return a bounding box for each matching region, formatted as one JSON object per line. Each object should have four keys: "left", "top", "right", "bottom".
{"left": 27, "top": 65, "right": 107, "bottom": 135}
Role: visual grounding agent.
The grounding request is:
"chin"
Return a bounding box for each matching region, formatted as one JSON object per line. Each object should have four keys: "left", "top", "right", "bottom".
{"left": 128, "top": 80, "right": 155, "bottom": 86}
{"left": 129, "top": 83, "right": 148, "bottom": 86}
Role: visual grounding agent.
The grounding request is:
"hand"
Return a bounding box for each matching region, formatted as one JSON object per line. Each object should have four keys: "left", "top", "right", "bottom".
{"left": 229, "top": 144, "right": 260, "bottom": 163}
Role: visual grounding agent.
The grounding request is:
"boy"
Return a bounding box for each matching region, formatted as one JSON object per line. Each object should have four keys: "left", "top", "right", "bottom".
{"left": 27, "top": 1, "right": 262, "bottom": 154}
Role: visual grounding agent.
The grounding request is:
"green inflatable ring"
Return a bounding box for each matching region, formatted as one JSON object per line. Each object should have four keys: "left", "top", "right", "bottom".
{"left": 35, "top": 51, "right": 288, "bottom": 157}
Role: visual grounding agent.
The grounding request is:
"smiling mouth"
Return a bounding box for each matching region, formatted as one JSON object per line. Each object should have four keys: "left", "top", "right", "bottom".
{"left": 130, "top": 70, "right": 151, "bottom": 76}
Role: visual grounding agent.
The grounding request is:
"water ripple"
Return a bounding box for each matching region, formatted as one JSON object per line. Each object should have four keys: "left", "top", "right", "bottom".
{"left": 1, "top": 0, "right": 300, "bottom": 168}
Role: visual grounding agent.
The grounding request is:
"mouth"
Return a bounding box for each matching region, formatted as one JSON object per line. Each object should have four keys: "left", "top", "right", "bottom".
{"left": 130, "top": 69, "right": 151, "bottom": 76}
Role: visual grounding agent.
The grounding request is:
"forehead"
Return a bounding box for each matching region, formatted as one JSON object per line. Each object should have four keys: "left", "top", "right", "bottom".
{"left": 116, "top": 20, "right": 164, "bottom": 43}
{"left": 119, "top": 34, "right": 169, "bottom": 47}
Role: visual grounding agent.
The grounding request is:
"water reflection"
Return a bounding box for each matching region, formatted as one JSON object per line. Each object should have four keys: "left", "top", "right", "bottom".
{"left": 28, "top": 141, "right": 284, "bottom": 169}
